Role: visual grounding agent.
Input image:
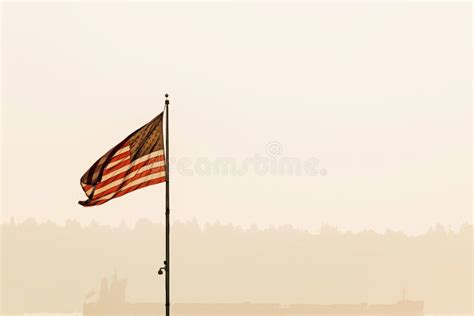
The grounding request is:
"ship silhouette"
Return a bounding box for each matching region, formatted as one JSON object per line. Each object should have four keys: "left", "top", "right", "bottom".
{"left": 83, "top": 273, "right": 424, "bottom": 316}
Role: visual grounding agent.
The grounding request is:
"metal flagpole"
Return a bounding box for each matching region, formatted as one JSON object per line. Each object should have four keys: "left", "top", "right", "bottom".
{"left": 158, "top": 94, "right": 171, "bottom": 316}
{"left": 165, "top": 94, "right": 170, "bottom": 316}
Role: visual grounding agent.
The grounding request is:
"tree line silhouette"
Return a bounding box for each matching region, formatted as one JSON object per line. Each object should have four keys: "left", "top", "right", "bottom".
{"left": 1, "top": 218, "right": 472, "bottom": 313}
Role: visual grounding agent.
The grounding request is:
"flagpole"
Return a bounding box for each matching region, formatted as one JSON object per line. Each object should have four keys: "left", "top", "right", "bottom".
{"left": 165, "top": 93, "right": 170, "bottom": 316}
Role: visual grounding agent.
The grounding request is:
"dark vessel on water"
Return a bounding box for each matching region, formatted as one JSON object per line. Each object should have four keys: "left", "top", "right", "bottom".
{"left": 83, "top": 274, "right": 424, "bottom": 316}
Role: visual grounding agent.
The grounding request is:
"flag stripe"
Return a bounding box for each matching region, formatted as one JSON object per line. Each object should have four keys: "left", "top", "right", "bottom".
{"left": 91, "top": 158, "right": 165, "bottom": 193}
{"left": 106, "top": 156, "right": 129, "bottom": 170}
{"left": 79, "top": 112, "right": 165, "bottom": 207}
{"left": 131, "top": 150, "right": 164, "bottom": 165}
{"left": 95, "top": 171, "right": 166, "bottom": 202}
{"left": 102, "top": 159, "right": 131, "bottom": 176}
{"left": 86, "top": 154, "right": 165, "bottom": 195}
{"left": 92, "top": 165, "right": 165, "bottom": 200}
{"left": 107, "top": 151, "right": 131, "bottom": 168}
{"left": 90, "top": 161, "right": 165, "bottom": 197}
{"left": 103, "top": 150, "right": 164, "bottom": 176}
{"left": 101, "top": 152, "right": 164, "bottom": 183}
{"left": 114, "top": 176, "right": 166, "bottom": 199}
{"left": 113, "top": 145, "right": 130, "bottom": 156}
{"left": 85, "top": 176, "right": 166, "bottom": 206}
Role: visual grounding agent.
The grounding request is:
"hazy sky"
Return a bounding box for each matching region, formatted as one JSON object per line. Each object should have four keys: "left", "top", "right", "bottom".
{"left": 1, "top": 3, "right": 472, "bottom": 234}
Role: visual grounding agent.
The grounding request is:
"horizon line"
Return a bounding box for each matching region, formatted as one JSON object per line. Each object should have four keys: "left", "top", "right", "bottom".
{"left": 2, "top": 216, "right": 472, "bottom": 237}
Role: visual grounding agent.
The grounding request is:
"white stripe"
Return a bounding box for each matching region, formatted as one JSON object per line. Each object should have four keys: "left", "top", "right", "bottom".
{"left": 96, "top": 171, "right": 166, "bottom": 201}
{"left": 132, "top": 150, "right": 165, "bottom": 165}
{"left": 114, "top": 146, "right": 130, "bottom": 156}
{"left": 101, "top": 164, "right": 131, "bottom": 183}
{"left": 105, "top": 146, "right": 131, "bottom": 169}
{"left": 86, "top": 164, "right": 131, "bottom": 195}
{"left": 92, "top": 161, "right": 165, "bottom": 196}
{"left": 86, "top": 150, "right": 165, "bottom": 195}
{"left": 121, "top": 171, "right": 166, "bottom": 191}
{"left": 101, "top": 150, "right": 165, "bottom": 182}
{"left": 85, "top": 186, "right": 94, "bottom": 196}
{"left": 106, "top": 156, "right": 129, "bottom": 170}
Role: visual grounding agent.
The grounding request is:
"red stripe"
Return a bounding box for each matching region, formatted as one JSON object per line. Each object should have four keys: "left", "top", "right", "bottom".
{"left": 85, "top": 177, "right": 166, "bottom": 207}
{"left": 93, "top": 165, "right": 132, "bottom": 191}
{"left": 104, "top": 152, "right": 165, "bottom": 176}
{"left": 94, "top": 156, "right": 165, "bottom": 191}
{"left": 108, "top": 151, "right": 130, "bottom": 164}
{"left": 113, "top": 177, "right": 166, "bottom": 199}
{"left": 92, "top": 166, "right": 165, "bottom": 200}
{"left": 81, "top": 184, "right": 94, "bottom": 198}
{"left": 103, "top": 159, "right": 131, "bottom": 176}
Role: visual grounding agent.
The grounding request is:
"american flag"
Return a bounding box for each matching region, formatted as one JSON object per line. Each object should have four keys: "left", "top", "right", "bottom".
{"left": 79, "top": 113, "right": 166, "bottom": 207}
